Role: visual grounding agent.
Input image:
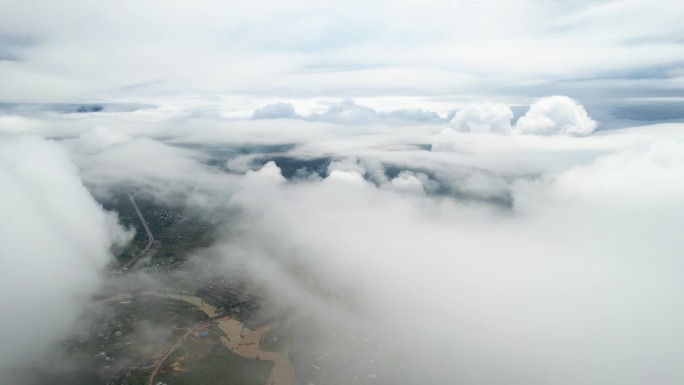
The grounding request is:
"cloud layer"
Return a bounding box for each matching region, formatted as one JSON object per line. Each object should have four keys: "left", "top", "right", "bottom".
{"left": 249, "top": 96, "right": 598, "bottom": 135}
{"left": 252, "top": 98, "right": 444, "bottom": 125}
{"left": 0, "top": 75, "right": 682, "bottom": 384}
{"left": 208, "top": 130, "right": 684, "bottom": 384}
{"left": 1, "top": 0, "right": 683, "bottom": 115}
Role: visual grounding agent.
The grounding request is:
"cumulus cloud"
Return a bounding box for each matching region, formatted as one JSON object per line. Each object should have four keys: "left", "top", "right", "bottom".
{"left": 515, "top": 96, "right": 598, "bottom": 136}
{"left": 251, "top": 102, "right": 299, "bottom": 120}
{"left": 0, "top": 135, "right": 132, "bottom": 382}
{"left": 450, "top": 102, "right": 513, "bottom": 134}
{"left": 447, "top": 97, "right": 598, "bottom": 137}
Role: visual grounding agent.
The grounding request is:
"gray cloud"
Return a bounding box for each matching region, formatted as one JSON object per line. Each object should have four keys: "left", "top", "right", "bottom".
{"left": 251, "top": 102, "right": 300, "bottom": 120}
{"left": 0, "top": 33, "right": 38, "bottom": 61}
{"left": 2, "top": 0, "right": 681, "bottom": 110}
{"left": 252, "top": 98, "right": 444, "bottom": 125}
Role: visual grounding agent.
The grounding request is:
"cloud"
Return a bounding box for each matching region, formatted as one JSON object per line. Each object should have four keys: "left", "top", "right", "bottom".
{"left": 450, "top": 102, "right": 513, "bottom": 134}
{"left": 251, "top": 102, "right": 299, "bottom": 120}
{"left": 69, "top": 126, "right": 132, "bottom": 153}
{"left": 515, "top": 95, "right": 598, "bottom": 136}
{"left": 0, "top": 115, "right": 46, "bottom": 134}
{"left": 251, "top": 98, "right": 444, "bottom": 125}
{"left": 200, "top": 129, "right": 684, "bottom": 384}
{"left": 226, "top": 154, "right": 260, "bottom": 173}
{"left": 3, "top": 95, "right": 684, "bottom": 384}
{"left": 0, "top": 135, "right": 132, "bottom": 382}
{"left": 381, "top": 107, "right": 442, "bottom": 123}
{"left": 388, "top": 171, "right": 425, "bottom": 195}
{"left": 307, "top": 98, "right": 380, "bottom": 124}
{"left": 446, "top": 97, "right": 597, "bottom": 137}
{"left": 1, "top": 0, "right": 682, "bottom": 114}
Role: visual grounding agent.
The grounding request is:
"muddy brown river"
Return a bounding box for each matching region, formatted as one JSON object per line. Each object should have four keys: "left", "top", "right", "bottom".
{"left": 100, "top": 291, "right": 294, "bottom": 385}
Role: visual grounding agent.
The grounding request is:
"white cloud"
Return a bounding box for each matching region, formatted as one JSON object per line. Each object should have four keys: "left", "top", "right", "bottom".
{"left": 2, "top": 94, "right": 683, "bottom": 384}
{"left": 202, "top": 128, "right": 684, "bottom": 384}
{"left": 0, "top": 135, "right": 132, "bottom": 382}
{"left": 450, "top": 102, "right": 513, "bottom": 134}
{"left": 515, "top": 95, "right": 598, "bottom": 136}
{"left": 226, "top": 154, "right": 260, "bottom": 173}
{"left": 0, "top": 115, "right": 45, "bottom": 134}
{"left": 69, "top": 126, "right": 132, "bottom": 153}
{"left": 389, "top": 171, "right": 425, "bottom": 195}
{"left": 327, "top": 157, "right": 367, "bottom": 176}
{"left": 1, "top": 1, "right": 682, "bottom": 382}
{"left": 445, "top": 97, "right": 598, "bottom": 137}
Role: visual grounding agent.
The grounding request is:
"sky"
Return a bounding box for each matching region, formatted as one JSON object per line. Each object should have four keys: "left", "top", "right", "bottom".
{"left": 2, "top": 1, "right": 684, "bottom": 384}
{"left": 0, "top": 0, "right": 683, "bottom": 121}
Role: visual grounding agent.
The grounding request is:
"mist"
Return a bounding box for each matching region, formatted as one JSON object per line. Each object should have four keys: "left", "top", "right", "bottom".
{"left": 0, "top": 135, "right": 133, "bottom": 382}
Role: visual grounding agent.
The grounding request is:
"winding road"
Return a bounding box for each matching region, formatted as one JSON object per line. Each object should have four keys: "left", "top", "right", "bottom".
{"left": 119, "top": 192, "right": 154, "bottom": 271}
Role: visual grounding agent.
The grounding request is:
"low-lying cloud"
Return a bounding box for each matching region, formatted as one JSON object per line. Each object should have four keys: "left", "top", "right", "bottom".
{"left": 205, "top": 129, "right": 684, "bottom": 383}
{"left": 0, "top": 135, "right": 133, "bottom": 382}
{"left": 2, "top": 96, "right": 684, "bottom": 384}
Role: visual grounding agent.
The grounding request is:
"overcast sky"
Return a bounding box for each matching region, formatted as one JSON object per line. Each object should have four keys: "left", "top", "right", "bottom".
{"left": 1, "top": 0, "right": 683, "bottom": 119}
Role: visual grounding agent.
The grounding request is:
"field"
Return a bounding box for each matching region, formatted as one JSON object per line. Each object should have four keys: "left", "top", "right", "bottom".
{"left": 158, "top": 330, "right": 274, "bottom": 385}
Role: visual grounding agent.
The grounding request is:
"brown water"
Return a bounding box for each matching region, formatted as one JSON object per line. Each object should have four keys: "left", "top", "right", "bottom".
{"left": 99, "top": 291, "right": 294, "bottom": 385}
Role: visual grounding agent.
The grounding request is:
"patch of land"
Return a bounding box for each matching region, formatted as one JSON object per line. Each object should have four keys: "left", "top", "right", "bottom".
{"left": 99, "top": 292, "right": 294, "bottom": 385}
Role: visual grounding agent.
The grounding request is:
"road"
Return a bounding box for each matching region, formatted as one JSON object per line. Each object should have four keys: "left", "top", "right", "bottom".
{"left": 119, "top": 192, "right": 154, "bottom": 271}
{"left": 100, "top": 292, "right": 294, "bottom": 385}
{"left": 146, "top": 317, "right": 226, "bottom": 385}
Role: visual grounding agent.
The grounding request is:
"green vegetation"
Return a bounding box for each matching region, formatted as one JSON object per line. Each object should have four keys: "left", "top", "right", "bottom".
{"left": 50, "top": 296, "right": 210, "bottom": 385}
{"left": 259, "top": 325, "right": 291, "bottom": 353}
{"left": 158, "top": 342, "right": 273, "bottom": 385}
{"left": 124, "top": 372, "right": 148, "bottom": 385}
{"left": 98, "top": 191, "right": 217, "bottom": 266}
{"left": 114, "top": 296, "right": 208, "bottom": 327}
